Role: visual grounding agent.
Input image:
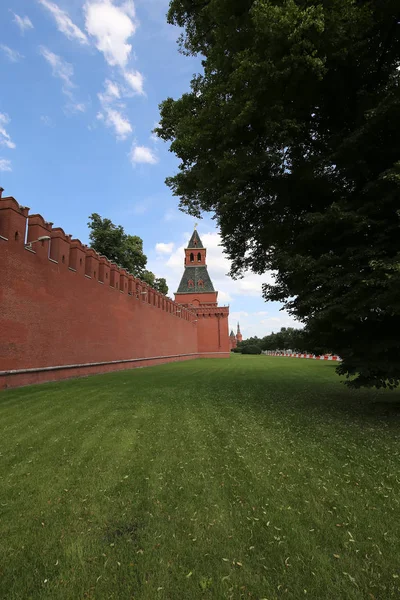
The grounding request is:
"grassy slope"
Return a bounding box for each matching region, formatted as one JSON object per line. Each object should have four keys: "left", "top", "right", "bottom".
{"left": 0, "top": 356, "right": 399, "bottom": 600}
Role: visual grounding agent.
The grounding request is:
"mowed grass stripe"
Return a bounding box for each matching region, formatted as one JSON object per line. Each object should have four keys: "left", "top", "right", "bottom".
{"left": 1, "top": 355, "right": 399, "bottom": 599}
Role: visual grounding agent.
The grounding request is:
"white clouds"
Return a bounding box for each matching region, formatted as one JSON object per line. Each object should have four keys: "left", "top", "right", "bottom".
{"left": 0, "top": 45, "right": 24, "bottom": 62}
{"left": 0, "top": 113, "right": 16, "bottom": 150}
{"left": 130, "top": 144, "right": 158, "bottom": 164}
{"left": 150, "top": 121, "right": 160, "bottom": 143}
{"left": 0, "top": 158, "right": 12, "bottom": 172}
{"left": 40, "top": 46, "right": 74, "bottom": 90}
{"left": 38, "top": 0, "right": 88, "bottom": 45}
{"left": 40, "top": 115, "right": 53, "bottom": 127}
{"left": 85, "top": 0, "right": 137, "bottom": 67}
{"left": 12, "top": 13, "right": 34, "bottom": 34}
{"left": 32, "top": 0, "right": 148, "bottom": 152}
{"left": 40, "top": 47, "right": 86, "bottom": 113}
{"left": 71, "top": 102, "right": 86, "bottom": 113}
{"left": 86, "top": 0, "right": 145, "bottom": 103}
{"left": 120, "top": 0, "right": 136, "bottom": 19}
{"left": 147, "top": 228, "right": 302, "bottom": 337}
{"left": 152, "top": 230, "right": 274, "bottom": 302}
{"left": 98, "top": 79, "right": 121, "bottom": 104}
{"left": 124, "top": 70, "right": 144, "bottom": 95}
{"left": 156, "top": 242, "right": 175, "bottom": 254}
{"left": 229, "top": 311, "right": 301, "bottom": 339}
{"left": 104, "top": 108, "right": 132, "bottom": 139}
{"left": 97, "top": 79, "right": 132, "bottom": 139}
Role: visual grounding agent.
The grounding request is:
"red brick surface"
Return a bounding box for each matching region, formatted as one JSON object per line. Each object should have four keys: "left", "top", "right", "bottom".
{"left": 0, "top": 197, "right": 230, "bottom": 389}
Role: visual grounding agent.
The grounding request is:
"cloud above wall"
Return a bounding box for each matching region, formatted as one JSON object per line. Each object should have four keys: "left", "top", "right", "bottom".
{"left": 149, "top": 231, "right": 274, "bottom": 302}
{"left": 84, "top": 1, "right": 148, "bottom": 144}
{"left": 39, "top": 46, "right": 86, "bottom": 113}
{"left": 84, "top": 0, "right": 145, "bottom": 96}
{"left": 124, "top": 70, "right": 145, "bottom": 95}
{"left": 148, "top": 229, "right": 302, "bottom": 337}
{"left": 0, "top": 45, "right": 24, "bottom": 63}
{"left": 0, "top": 158, "right": 12, "bottom": 172}
{"left": 12, "top": 13, "right": 34, "bottom": 34}
{"left": 85, "top": 0, "right": 137, "bottom": 67}
{"left": 97, "top": 79, "right": 133, "bottom": 139}
{"left": 130, "top": 144, "right": 158, "bottom": 165}
{"left": 156, "top": 242, "right": 175, "bottom": 254}
{"left": 38, "top": 0, "right": 88, "bottom": 44}
{"left": 0, "top": 113, "right": 16, "bottom": 149}
{"left": 33, "top": 1, "right": 152, "bottom": 155}
{"left": 229, "top": 310, "right": 301, "bottom": 338}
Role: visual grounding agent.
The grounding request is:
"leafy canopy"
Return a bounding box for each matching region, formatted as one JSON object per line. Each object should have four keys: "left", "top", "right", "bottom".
{"left": 88, "top": 214, "right": 168, "bottom": 295}
{"left": 241, "top": 344, "right": 262, "bottom": 355}
{"left": 238, "top": 328, "right": 307, "bottom": 353}
{"left": 157, "top": 0, "right": 400, "bottom": 388}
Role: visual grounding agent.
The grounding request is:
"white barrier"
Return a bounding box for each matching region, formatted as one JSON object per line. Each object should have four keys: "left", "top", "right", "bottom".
{"left": 264, "top": 352, "right": 342, "bottom": 361}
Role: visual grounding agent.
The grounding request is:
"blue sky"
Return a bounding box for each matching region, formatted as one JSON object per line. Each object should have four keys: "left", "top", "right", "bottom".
{"left": 1, "top": 0, "right": 300, "bottom": 337}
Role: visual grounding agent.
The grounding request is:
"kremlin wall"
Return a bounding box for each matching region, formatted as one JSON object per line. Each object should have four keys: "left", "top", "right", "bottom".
{"left": 0, "top": 193, "right": 230, "bottom": 389}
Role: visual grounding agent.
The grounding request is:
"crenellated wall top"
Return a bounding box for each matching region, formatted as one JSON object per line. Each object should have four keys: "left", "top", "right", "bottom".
{"left": 0, "top": 195, "right": 196, "bottom": 322}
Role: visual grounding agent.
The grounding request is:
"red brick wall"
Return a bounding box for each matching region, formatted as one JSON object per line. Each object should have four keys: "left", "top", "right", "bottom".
{"left": 196, "top": 312, "right": 230, "bottom": 356}
{"left": 174, "top": 292, "right": 218, "bottom": 305}
{"left": 0, "top": 197, "right": 202, "bottom": 389}
{"left": 175, "top": 294, "right": 230, "bottom": 357}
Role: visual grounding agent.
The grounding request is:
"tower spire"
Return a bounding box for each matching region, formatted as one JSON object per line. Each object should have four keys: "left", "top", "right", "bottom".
{"left": 175, "top": 228, "right": 216, "bottom": 295}
{"left": 174, "top": 228, "right": 230, "bottom": 355}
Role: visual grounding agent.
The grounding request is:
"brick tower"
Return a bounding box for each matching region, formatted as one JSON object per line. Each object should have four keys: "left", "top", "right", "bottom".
{"left": 236, "top": 322, "right": 243, "bottom": 344}
{"left": 174, "top": 229, "right": 230, "bottom": 357}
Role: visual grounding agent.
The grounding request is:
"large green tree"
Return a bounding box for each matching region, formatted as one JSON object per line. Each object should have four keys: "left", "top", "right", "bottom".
{"left": 88, "top": 214, "right": 169, "bottom": 295}
{"left": 157, "top": 0, "right": 400, "bottom": 388}
{"left": 237, "top": 328, "right": 307, "bottom": 352}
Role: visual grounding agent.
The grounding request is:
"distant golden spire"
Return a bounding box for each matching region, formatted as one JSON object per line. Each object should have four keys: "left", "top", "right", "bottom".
{"left": 194, "top": 222, "right": 198, "bottom": 230}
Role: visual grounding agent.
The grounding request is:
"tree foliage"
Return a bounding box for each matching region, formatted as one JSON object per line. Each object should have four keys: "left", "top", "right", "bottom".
{"left": 88, "top": 214, "right": 169, "bottom": 295}
{"left": 157, "top": 0, "right": 400, "bottom": 388}
{"left": 141, "top": 270, "right": 169, "bottom": 295}
{"left": 241, "top": 344, "right": 262, "bottom": 355}
{"left": 238, "top": 328, "right": 307, "bottom": 352}
{"left": 259, "top": 327, "right": 307, "bottom": 352}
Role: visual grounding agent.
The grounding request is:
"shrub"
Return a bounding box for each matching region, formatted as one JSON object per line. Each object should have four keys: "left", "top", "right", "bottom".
{"left": 242, "top": 345, "right": 262, "bottom": 355}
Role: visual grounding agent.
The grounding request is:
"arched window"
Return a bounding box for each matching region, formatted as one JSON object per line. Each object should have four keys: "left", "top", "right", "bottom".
{"left": 188, "top": 279, "right": 194, "bottom": 288}
{"left": 197, "top": 252, "right": 201, "bottom": 262}
{"left": 190, "top": 252, "right": 194, "bottom": 262}
{"left": 198, "top": 279, "right": 204, "bottom": 288}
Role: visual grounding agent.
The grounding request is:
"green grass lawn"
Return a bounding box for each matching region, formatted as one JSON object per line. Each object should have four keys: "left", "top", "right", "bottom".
{"left": 1, "top": 355, "right": 400, "bottom": 600}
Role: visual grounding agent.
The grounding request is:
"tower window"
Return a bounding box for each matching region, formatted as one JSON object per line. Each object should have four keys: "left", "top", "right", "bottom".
{"left": 190, "top": 252, "right": 194, "bottom": 262}
{"left": 197, "top": 252, "right": 201, "bottom": 262}
{"left": 198, "top": 279, "right": 204, "bottom": 288}
{"left": 188, "top": 279, "right": 194, "bottom": 288}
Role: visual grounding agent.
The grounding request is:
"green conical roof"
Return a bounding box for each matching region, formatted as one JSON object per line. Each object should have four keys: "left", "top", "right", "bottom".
{"left": 187, "top": 230, "right": 204, "bottom": 249}
{"left": 176, "top": 265, "right": 215, "bottom": 293}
